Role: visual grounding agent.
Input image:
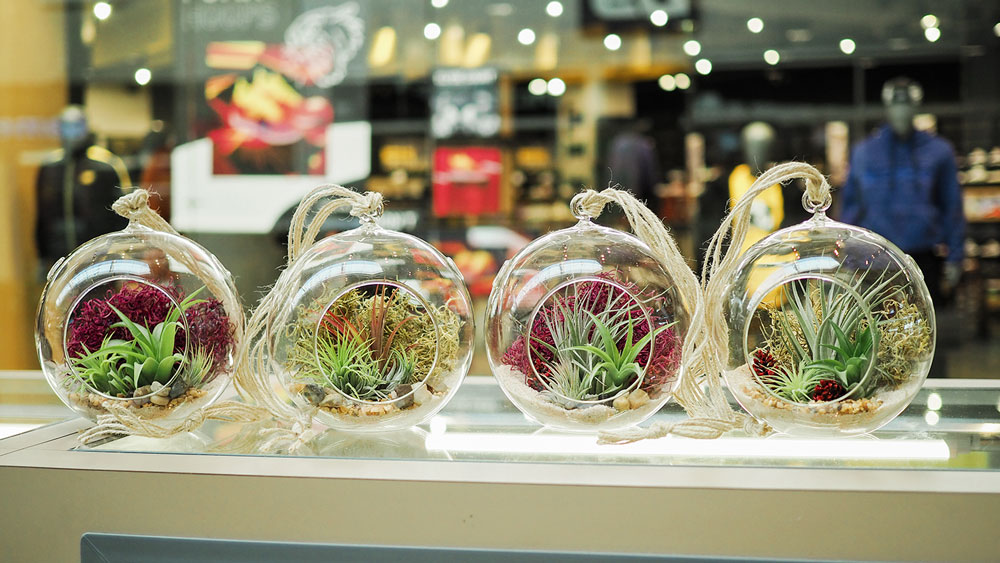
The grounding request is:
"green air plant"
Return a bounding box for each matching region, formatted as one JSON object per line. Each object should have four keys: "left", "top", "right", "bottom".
{"left": 756, "top": 360, "right": 823, "bottom": 403}
{"left": 69, "top": 287, "right": 207, "bottom": 397}
{"left": 296, "top": 284, "right": 428, "bottom": 402}
{"left": 531, "top": 283, "right": 674, "bottom": 407}
{"left": 758, "top": 267, "right": 905, "bottom": 402}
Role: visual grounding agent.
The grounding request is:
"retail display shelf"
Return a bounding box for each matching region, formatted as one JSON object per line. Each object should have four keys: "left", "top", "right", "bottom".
{"left": 2, "top": 374, "right": 1000, "bottom": 561}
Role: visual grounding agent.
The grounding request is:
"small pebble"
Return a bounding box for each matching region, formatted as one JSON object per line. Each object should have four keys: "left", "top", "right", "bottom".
{"left": 394, "top": 384, "right": 414, "bottom": 409}
{"left": 628, "top": 388, "right": 650, "bottom": 409}
{"left": 302, "top": 384, "right": 325, "bottom": 405}
{"left": 168, "top": 384, "right": 187, "bottom": 399}
{"left": 320, "top": 393, "right": 342, "bottom": 407}
{"left": 150, "top": 394, "right": 170, "bottom": 406}
{"left": 613, "top": 394, "right": 631, "bottom": 411}
{"left": 412, "top": 383, "right": 432, "bottom": 406}
{"left": 150, "top": 381, "right": 163, "bottom": 393}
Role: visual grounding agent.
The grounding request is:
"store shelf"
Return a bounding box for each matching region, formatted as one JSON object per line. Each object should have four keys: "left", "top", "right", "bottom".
{"left": 2, "top": 376, "right": 1000, "bottom": 561}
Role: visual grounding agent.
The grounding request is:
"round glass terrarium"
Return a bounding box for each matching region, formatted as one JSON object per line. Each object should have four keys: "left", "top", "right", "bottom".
{"left": 723, "top": 202, "right": 935, "bottom": 436}
{"left": 486, "top": 212, "right": 691, "bottom": 432}
{"left": 36, "top": 223, "right": 242, "bottom": 424}
{"left": 268, "top": 218, "right": 474, "bottom": 432}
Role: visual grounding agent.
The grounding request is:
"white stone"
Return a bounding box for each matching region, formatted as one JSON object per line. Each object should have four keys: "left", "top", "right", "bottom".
{"left": 412, "top": 383, "right": 432, "bottom": 406}
{"left": 628, "top": 388, "right": 650, "bottom": 409}
{"left": 612, "top": 394, "right": 631, "bottom": 411}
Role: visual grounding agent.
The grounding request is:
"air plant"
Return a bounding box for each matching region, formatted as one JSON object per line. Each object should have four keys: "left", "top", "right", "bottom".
{"left": 527, "top": 277, "right": 676, "bottom": 407}
{"left": 754, "top": 267, "right": 906, "bottom": 403}
{"left": 502, "top": 272, "right": 682, "bottom": 398}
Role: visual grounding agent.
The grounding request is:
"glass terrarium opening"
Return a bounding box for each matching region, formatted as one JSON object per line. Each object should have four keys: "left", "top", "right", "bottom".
{"left": 522, "top": 274, "right": 677, "bottom": 407}
{"left": 63, "top": 275, "right": 198, "bottom": 401}
{"left": 303, "top": 280, "right": 440, "bottom": 405}
{"left": 744, "top": 273, "right": 882, "bottom": 406}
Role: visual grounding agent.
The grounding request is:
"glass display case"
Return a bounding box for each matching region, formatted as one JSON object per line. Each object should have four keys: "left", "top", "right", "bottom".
{"left": 2, "top": 375, "right": 1000, "bottom": 561}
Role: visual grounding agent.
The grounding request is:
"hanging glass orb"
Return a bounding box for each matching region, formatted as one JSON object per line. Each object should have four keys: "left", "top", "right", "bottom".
{"left": 723, "top": 209, "right": 935, "bottom": 436}
{"left": 36, "top": 224, "right": 242, "bottom": 423}
{"left": 486, "top": 213, "right": 691, "bottom": 431}
{"left": 267, "top": 220, "right": 475, "bottom": 432}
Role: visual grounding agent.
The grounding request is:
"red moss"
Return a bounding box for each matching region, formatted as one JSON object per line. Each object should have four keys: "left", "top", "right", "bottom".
{"left": 811, "top": 379, "right": 846, "bottom": 402}
{"left": 67, "top": 284, "right": 234, "bottom": 376}
{"left": 751, "top": 349, "right": 778, "bottom": 378}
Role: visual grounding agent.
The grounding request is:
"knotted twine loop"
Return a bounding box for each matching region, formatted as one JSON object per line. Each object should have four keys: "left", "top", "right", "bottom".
{"left": 78, "top": 189, "right": 270, "bottom": 445}
{"left": 78, "top": 401, "right": 271, "bottom": 445}
{"left": 594, "top": 164, "right": 829, "bottom": 445}
{"left": 234, "top": 185, "right": 383, "bottom": 439}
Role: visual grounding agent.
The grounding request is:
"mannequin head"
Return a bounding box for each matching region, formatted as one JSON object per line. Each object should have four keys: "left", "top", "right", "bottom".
{"left": 882, "top": 77, "right": 923, "bottom": 138}
{"left": 741, "top": 121, "right": 776, "bottom": 174}
{"left": 59, "top": 105, "right": 89, "bottom": 151}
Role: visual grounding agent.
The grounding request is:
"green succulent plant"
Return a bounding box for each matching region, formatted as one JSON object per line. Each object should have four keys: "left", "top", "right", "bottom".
{"left": 68, "top": 287, "right": 207, "bottom": 397}
{"left": 803, "top": 324, "right": 875, "bottom": 396}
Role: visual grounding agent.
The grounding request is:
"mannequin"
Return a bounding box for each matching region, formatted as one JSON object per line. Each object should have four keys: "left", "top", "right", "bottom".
{"left": 729, "top": 122, "right": 783, "bottom": 251}
{"left": 35, "top": 106, "right": 132, "bottom": 274}
{"left": 840, "top": 78, "right": 964, "bottom": 303}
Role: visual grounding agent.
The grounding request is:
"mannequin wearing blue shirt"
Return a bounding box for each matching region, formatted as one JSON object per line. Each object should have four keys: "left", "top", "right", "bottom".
{"left": 840, "top": 77, "right": 964, "bottom": 303}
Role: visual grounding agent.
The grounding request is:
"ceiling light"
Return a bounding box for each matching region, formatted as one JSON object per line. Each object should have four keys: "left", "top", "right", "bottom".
{"left": 603, "top": 33, "right": 622, "bottom": 51}
{"left": 134, "top": 68, "right": 151, "bottom": 86}
{"left": 994, "top": 22, "right": 1000, "bottom": 37}
{"left": 431, "top": 0, "right": 448, "bottom": 7}
{"left": 650, "top": 9, "right": 668, "bottom": 27}
{"left": 674, "top": 73, "right": 691, "bottom": 89}
{"left": 546, "top": 77, "right": 566, "bottom": 96}
{"left": 658, "top": 74, "right": 676, "bottom": 91}
{"left": 424, "top": 22, "right": 442, "bottom": 40}
{"left": 920, "top": 14, "right": 939, "bottom": 29}
{"left": 682, "top": 39, "right": 701, "bottom": 56}
{"left": 518, "top": 28, "right": 536, "bottom": 45}
{"left": 747, "top": 17, "right": 763, "bottom": 33}
{"left": 93, "top": 1, "right": 112, "bottom": 20}
{"left": 763, "top": 49, "right": 780, "bottom": 65}
{"left": 839, "top": 38, "right": 856, "bottom": 54}
{"left": 528, "top": 78, "right": 547, "bottom": 96}
{"left": 694, "top": 58, "right": 712, "bottom": 75}
{"left": 924, "top": 27, "right": 941, "bottom": 42}
{"left": 546, "top": 1, "right": 563, "bottom": 17}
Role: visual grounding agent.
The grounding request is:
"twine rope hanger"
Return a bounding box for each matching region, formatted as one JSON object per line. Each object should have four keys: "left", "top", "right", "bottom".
{"left": 234, "top": 185, "right": 385, "bottom": 442}
{"left": 595, "top": 162, "right": 832, "bottom": 444}
{"left": 79, "top": 189, "right": 271, "bottom": 445}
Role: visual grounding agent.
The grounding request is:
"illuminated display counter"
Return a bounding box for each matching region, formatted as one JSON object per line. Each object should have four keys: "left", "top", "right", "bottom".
{"left": 2, "top": 376, "right": 999, "bottom": 561}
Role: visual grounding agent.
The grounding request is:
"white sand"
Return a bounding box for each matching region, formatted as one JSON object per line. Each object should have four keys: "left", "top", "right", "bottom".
{"left": 725, "top": 363, "right": 922, "bottom": 435}
{"left": 494, "top": 364, "right": 657, "bottom": 429}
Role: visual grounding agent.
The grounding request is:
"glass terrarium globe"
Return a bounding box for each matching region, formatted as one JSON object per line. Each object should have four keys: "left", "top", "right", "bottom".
{"left": 486, "top": 216, "right": 691, "bottom": 432}
{"left": 268, "top": 220, "right": 474, "bottom": 432}
{"left": 723, "top": 213, "right": 935, "bottom": 436}
{"left": 36, "top": 223, "right": 242, "bottom": 424}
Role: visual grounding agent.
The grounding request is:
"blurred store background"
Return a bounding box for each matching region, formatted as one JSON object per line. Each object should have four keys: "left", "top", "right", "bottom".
{"left": 2, "top": 0, "right": 1000, "bottom": 414}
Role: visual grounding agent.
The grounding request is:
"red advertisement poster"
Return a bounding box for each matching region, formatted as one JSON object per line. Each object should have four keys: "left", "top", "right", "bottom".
{"left": 432, "top": 146, "right": 502, "bottom": 217}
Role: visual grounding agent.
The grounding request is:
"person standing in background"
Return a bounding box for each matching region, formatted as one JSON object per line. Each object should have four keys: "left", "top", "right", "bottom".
{"left": 840, "top": 77, "right": 965, "bottom": 304}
